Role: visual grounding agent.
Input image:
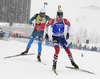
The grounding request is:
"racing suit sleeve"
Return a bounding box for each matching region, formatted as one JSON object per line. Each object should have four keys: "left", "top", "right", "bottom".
{"left": 63, "top": 18, "right": 71, "bottom": 33}
{"left": 45, "top": 19, "right": 54, "bottom": 34}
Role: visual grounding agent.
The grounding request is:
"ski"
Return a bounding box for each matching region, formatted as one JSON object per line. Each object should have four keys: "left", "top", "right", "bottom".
{"left": 52, "top": 69, "right": 58, "bottom": 75}
{"left": 53, "top": 70, "right": 58, "bottom": 75}
{"left": 65, "top": 66, "right": 95, "bottom": 74}
{"left": 38, "top": 61, "right": 46, "bottom": 65}
{"left": 40, "top": 62, "right": 46, "bottom": 65}
{"left": 4, "top": 53, "right": 35, "bottom": 59}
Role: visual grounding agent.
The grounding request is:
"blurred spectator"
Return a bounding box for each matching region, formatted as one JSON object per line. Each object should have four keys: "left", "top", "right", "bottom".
{"left": 8, "top": 31, "right": 12, "bottom": 38}
{"left": 83, "top": 45, "right": 87, "bottom": 50}
{"left": 72, "top": 43, "right": 76, "bottom": 49}
{"left": 45, "top": 40, "right": 52, "bottom": 46}
{"left": 97, "top": 47, "right": 100, "bottom": 52}
{"left": 75, "top": 44, "right": 78, "bottom": 49}
{"left": 16, "top": 33, "right": 18, "bottom": 37}
{"left": 91, "top": 46, "right": 97, "bottom": 51}
{"left": 12, "top": 33, "right": 16, "bottom": 38}
{"left": 69, "top": 42, "right": 73, "bottom": 48}
{"left": 78, "top": 43, "right": 82, "bottom": 50}
{"left": 0, "top": 31, "right": 4, "bottom": 38}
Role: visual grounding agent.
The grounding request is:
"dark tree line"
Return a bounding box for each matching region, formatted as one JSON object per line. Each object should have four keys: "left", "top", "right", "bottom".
{"left": 0, "top": 0, "right": 31, "bottom": 23}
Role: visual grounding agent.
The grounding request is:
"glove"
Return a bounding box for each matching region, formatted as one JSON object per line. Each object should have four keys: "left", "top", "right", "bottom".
{"left": 45, "top": 34, "right": 49, "bottom": 40}
{"left": 66, "top": 33, "right": 69, "bottom": 40}
{"left": 28, "top": 19, "right": 33, "bottom": 24}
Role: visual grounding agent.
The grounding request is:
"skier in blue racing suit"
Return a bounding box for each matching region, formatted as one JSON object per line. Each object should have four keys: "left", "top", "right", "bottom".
{"left": 45, "top": 9, "right": 79, "bottom": 71}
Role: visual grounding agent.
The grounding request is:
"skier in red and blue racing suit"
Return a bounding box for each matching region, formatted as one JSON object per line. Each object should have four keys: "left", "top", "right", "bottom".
{"left": 45, "top": 10, "right": 79, "bottom": 70}
{"left": 21, "top": 8, "right": 51, "bottom": 62}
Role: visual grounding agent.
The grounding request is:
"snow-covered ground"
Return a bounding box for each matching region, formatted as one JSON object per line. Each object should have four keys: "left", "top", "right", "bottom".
{"left": 0, "top": 38, "right": 100, "bottom": 79}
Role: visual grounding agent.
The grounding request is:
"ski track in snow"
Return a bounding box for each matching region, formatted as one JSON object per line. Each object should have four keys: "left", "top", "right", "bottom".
{"left": 0, "top": 38, "right": 100, "bottom": 79}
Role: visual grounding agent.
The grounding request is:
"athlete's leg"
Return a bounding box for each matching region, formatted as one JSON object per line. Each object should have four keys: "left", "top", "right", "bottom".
{"left": 59, "top": 36, "right": 73, "bottom": 60}
{"left": 38, "top": 36, "right": 43, "bottom": 54}
{"left": 52, "top": 36, "right": 60, "bottom": 70}
{"left": 27, "top": 35, "right": 36, "bottom": 49}
{"left": 21, "top": 35, "right": 37, "bottom": 55}
{"left": 37, "top": 33, "right": 43, "bottom": 61}
{"left": 60, "top": 36, "right": 79, "bottom": 68}
{"left": 52, "top": 36, "right": 60, "bottom": 61}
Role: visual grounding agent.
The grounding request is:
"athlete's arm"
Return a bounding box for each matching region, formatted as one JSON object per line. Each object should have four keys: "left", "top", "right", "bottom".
{"left": 45, "top": 19, "right": 54, "bottom": 34}
{"left": 64, "top": 18, "right": 71, "bottom": 33}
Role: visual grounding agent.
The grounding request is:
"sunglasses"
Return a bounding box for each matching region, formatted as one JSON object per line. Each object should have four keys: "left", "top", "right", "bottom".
{"left": 41, "top": 13, "right": 45, "bottom": 14}
{"left": 57, "top": 12, "right": 63, "bottom": 16}
{"left": 58, "top": 15, "right": 63, "bottom": 18}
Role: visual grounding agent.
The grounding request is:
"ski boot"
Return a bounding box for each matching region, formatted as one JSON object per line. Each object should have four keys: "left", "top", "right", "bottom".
{"left": 37, "top": 53, "right": 41, "bottom": 62}
{"left": 52, "top": 61, "right": 57, "bottom": 71}
{"left": 21, "top": 51, "right": 28, "bottom": 55}
{"left": 71, "top": 60, "right": 79, "bottom": 69}
{"left": 21, "top": 48, "right": 29, "bottom": 55}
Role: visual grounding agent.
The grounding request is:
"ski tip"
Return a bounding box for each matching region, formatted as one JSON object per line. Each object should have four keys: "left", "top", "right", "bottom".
{"left": 29, "top": 53, "right": 35, "bottom": 55}
{"left": 3, "top": 57, "right": 9, "bottom": 59}
{"left": 44, "top": 64, "right": 46, "bottom": 65}
{"left": 33, "top": 53, "right": 35, "bottom": 55}
{"left": 90, "top": 72, "right": 95, "bottom": 74}
{"left": 3, "top": 57, "right": 8, "bottom": 59}
{"left": 3, "top": 57, "right": 6, "bottom": 59}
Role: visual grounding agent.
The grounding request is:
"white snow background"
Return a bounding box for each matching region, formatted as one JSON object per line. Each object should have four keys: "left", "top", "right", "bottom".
{"left": 30, "top": 0, "right": 100, "bottom": 35}
{"left": 0, "top": 38, "right": 100, "bottom": 79}
{"left": 0, "top": 0, "right": 100, "bottom": 79}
